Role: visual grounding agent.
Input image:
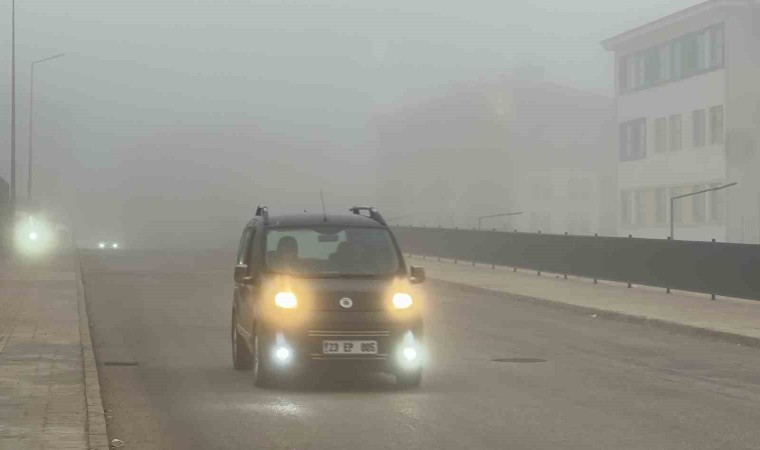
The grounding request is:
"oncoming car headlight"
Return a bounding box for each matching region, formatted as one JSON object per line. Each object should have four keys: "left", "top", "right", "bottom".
{"left": 274, "top": 292, "right": 298, "bottom": 309}
{"left": 15, "top": 217, "right": 55, "bottom": 256}
{"left": 392, "top": 293, "right": 413, "bottom": 309}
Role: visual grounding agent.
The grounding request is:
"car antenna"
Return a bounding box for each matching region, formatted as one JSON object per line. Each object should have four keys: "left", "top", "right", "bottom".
{"left": 320, "top": 190, "right": 327, "bottom": 222}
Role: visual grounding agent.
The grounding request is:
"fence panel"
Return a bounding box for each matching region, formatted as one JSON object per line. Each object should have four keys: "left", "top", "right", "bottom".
{"left": 393, "top": 227, "right": 760, "bottom": 301}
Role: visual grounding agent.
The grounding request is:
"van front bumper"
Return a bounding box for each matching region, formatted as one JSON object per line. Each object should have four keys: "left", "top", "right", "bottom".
{"left": 257, "top": 310, "right": 423, "bottom": 374}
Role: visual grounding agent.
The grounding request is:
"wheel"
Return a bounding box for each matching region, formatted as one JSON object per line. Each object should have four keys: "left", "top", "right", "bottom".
{"left": 396, "top": 369, "right": 422, "bottom": 388}
{"left": 232, "top": 311, "right": 252, "bottom": 370}
{"left": 253, "top": 333, "right": 274, "bottom": 388}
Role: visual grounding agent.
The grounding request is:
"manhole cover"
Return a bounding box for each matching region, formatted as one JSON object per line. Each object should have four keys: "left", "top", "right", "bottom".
{"left": 103, "top": 361, "right": 139, "bottom": 366}
{"left": 491, "top": 358, "right": 546, "bottom": 363}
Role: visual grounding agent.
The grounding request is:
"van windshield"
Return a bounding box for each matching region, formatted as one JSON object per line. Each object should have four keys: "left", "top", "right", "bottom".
{"left": 264, "top": 226, "right": 401, "bottom": 277}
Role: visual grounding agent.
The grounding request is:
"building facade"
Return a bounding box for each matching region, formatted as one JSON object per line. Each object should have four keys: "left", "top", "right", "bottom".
{"left": 372, "top": 76, "right": 615, "bottom": 235}
{"left": 603, "top": 0, "right": 760, "bottom": 242}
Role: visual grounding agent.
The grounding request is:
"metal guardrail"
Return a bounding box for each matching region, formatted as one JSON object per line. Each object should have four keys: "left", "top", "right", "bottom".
{"left": 392, "top": 226, "right": 760, "bottom": 301}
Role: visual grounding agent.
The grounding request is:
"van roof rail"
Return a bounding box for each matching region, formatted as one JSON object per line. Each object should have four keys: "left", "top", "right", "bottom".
{"left": 349, "top": 206, "right": 387, "bottom": 226}
{"left": 255, "top": 205, "right": 269, "bottom": 225}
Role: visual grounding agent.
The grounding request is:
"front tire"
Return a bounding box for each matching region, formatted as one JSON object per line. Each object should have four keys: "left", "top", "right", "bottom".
{"left": 232, "top": 312, "right": 252, "bottom": 370}
{"left": 253, "top": 333, "right": 274, "bottom": 388}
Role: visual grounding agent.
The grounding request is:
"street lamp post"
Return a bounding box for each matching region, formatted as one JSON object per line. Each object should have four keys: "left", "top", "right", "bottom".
{"left": 478, "top": 212, "right": 524, "bottom": 230}
{"left": 670, "top": 182, "right": 737, "bottom": 239}
{"left": 10, "top": 0, "right": 16, "bottom": 216}
{"left": 27, "top": 53, "right": 66, "bottom": 204}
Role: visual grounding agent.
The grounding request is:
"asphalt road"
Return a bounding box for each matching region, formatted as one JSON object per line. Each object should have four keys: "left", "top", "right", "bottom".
{"left": 81, "top": 250, "right": 760, "bottom": 450}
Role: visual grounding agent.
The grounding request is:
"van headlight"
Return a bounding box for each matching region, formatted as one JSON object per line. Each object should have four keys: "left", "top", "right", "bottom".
{"left": 274, "top": 292, "right": 298, "bottom": 309}
{"left": 392, "top": 293, "right": 413, "bottom": 309}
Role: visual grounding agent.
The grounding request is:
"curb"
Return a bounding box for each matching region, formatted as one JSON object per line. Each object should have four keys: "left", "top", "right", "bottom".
{"left": 75, "top": 251, "right": 110, "bottom": 450}
{"left": 431, "top": 278, "right": 760, "bottom": 350}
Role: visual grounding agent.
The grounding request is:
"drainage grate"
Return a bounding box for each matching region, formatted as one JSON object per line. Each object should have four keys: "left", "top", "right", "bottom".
{"left": 103, "top": 361, "right": 139, "bottom": 367}
{"left": 491, "top": 358, "right": 546, "bottom": 363}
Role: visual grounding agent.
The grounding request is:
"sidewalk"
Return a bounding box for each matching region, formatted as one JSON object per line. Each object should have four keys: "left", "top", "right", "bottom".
{"left": 411, "top": 255, "right": 760, "bottom": 346}
{"left": 0, "top": 254, "right": 108, "bottom": 450}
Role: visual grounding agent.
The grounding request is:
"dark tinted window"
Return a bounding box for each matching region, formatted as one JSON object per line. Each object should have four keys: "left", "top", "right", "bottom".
{"left": 264, "top": 226, "right": 400, "bottom": 276}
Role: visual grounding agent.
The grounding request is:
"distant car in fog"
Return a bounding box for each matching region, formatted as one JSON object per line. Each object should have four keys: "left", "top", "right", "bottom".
{"left": 231, "top": 206, "right": 426, "bottom": 388}
{"left": 96, "top": 241, "right": 120, "bottom": 250}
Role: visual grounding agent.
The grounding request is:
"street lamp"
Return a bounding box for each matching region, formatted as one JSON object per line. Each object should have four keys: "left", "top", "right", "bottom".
{"left": 27, "top": 53, "right": 66, "bottom": 204}
{"left": 670, "top": 182, "right": 737, "bottom": 239}
{"left": 478, "top": 212, "right": 524, "bottom": 230}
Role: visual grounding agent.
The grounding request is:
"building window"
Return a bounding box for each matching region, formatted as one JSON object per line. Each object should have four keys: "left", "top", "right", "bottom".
{"left": 619, "top": 118, "right": 646, "bottom": 161}
{"left": 696, "top": 30, "right": 709, "bottom": 72}
{"left": 627, "top": 56, "right": 637, "bottom": 90}
{"left": 636, "top": 54, "right": 646, "bottom": 89}
{"left": 670, "top": 39, "right": 683, "bottom": 80}
{"left": 643, "top": 47, "right": 660, "bottom": 86}
{"left": 669, "top": 114, "right": 682, "bottom": 151}
{"left": 681, "top": 33, "right": 699, "bottom": 76}
{"left": 654, "top": 118, "right": 667, "bottom": 153}
{"left": 658, "top": 43, "right": 670, "bottom": 81}
{"left": 710, "top": 105, "right": 724, "bottom": 145}
{"left": 710, "top": 24, "right": 724, "bottom": 68}
{"left": 619, "top": 23, "right": 724, "bottom": 93}
{"left": 693, "top": 109, "right": 706, "bottom": 147}
{"left": 635, "top": 190, "right": 647, "bottom": 226}
{"left": 620, "top": 191, "right": 632, "bottom": 226}
{"left": 709, "top": 183, "right": 725, "bottom": 222}
{"left": 655, "top": 187, "right": 667, "bottom": 224}
{"left": 692, "top": 185, "right": 706, "bottom": 223}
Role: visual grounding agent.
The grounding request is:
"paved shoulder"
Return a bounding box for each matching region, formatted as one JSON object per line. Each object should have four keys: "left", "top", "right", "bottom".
{"left": 0, "top": 255, "right": 107, "bottom": 450}
{"left": 414, "top": 256, "right": 760, "bottom": 345}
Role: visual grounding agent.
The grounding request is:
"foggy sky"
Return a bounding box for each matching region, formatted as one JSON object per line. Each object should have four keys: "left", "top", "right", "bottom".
{"left": 0, "top": 0, "right": 700, "bottom": 245}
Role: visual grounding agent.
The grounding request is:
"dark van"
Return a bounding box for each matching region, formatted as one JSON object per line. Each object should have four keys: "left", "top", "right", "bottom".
{"left": 231, "top": 206, "right": 425, "bottom": 387}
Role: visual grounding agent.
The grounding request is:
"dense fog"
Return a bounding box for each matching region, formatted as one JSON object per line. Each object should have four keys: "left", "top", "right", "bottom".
{"left": 0, "top": 1, "right": 709, "bottom": 248}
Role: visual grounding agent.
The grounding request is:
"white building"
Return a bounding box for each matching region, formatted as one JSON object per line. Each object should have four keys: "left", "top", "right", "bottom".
{"left": 602, "top": 0, "right": 760, "bottom": 242}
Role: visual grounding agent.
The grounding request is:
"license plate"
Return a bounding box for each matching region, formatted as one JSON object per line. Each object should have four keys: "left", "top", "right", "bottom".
{"left": 322, "top": 340, "right": 378, "bottom": 355}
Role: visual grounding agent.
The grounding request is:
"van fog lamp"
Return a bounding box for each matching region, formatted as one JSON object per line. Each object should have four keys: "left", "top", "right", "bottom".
{"left": 392, "top": 293, "right": 413, "bottom": 309}
{"left": 28, "top": 231, "right": 38, "bottom": 241}
{"left": 403, "top": 347, "right": 417, "bottom": 361}
{"left": 275, "top": 346, "right": 291, "bottom": 361}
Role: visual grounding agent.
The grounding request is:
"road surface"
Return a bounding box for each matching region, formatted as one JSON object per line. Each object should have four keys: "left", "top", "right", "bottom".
{"left": 81, "top": 250, "right": 760, "bottom": 450}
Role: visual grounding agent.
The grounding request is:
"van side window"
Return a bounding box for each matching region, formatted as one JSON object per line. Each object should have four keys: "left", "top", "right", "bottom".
{"left": 237, "top": 228, "right": 253, "bottom": 265}
{"left": 244, "top": 228, "right": 258, "bottom": 268}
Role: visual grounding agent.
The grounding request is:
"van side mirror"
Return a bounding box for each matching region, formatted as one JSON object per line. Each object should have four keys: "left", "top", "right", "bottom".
{"left": 409, "top": 266, "right": 426, "bottom": 284}
{"left": 234, "top": 264, "right": 252, "bottom": 284}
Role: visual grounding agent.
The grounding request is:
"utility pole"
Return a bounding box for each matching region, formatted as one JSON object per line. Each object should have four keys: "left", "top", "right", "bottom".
{"left": 10, "top": 0, "right": 16, "bottom": 217}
